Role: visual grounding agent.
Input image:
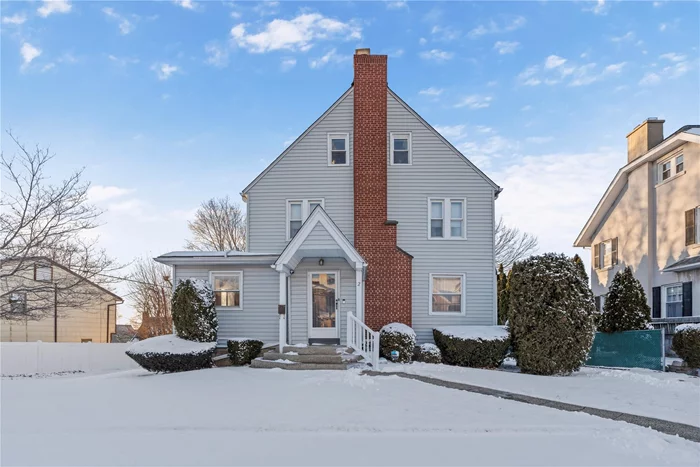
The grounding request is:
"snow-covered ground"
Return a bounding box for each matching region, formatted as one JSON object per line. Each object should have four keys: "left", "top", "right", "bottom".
{"left": 382, "top": 362, "right": 700, "bottom": 427}
{"left": 2, "top": 368, "right": 699, "bottom": 466}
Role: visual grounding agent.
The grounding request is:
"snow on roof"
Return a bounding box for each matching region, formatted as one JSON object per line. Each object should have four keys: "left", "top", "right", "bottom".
{"left": 159, "top": 251, "right": 277, "bottom": 258}
{"left": 435, "top": 326, "right": 509, "bottom": 342}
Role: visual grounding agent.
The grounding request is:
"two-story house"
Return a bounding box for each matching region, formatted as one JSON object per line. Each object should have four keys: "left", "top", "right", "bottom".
{"left": 155, "top": 49, "right": 500, "bottom": 349}
{"left": 575, "top": 119, "right": 700, "bottom": 345}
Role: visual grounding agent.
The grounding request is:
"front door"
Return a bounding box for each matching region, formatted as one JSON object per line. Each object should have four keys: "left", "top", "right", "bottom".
{"left": 308, "top": 272, "right": 339, "bottom": 339}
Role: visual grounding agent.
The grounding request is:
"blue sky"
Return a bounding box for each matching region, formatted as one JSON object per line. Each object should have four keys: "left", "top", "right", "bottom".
{"left": 2, "top": 0, "right": 698, "bottom": 322}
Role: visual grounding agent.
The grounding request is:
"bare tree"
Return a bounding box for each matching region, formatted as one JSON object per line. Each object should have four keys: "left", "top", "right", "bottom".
{"left": 185, "top": 196, "right": 246, "bottom": 251}
{"left": 126, "top": 257, "right": 172, "bottom": 339}
{"left": 495, "top": 217, "right": 539, "bottom": 270}
{"left": 0, "top": 132, "right": 121, "bottom": 321}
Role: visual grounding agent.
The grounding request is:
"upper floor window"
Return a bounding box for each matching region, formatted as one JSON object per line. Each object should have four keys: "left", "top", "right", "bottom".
{"left": 593, "top": 237, "right": 618, "bottom": 269}
{"left": 34, "top": 263, "right": 52, "bottom": 282}
{"left": 390, "top": 132, "right": 411, "bottom": 165}
{"left": 685, "top": 207, "right": 700, "bottom": 246}
{"left": 658, "top": 153, "right": 684, "bottom": 183}
{"left": 327, "top": 133, "right": 349, "bottom": 166}
{"left": 287, "top": 199, "right": 324, "bottom": 240}
{"left": 428, "top": 198, "right": 467, "bottom": 239}
{"left": 9, "top": 293, "right": 26, "bottom": 315}
{"left": 210, "top": 271, "right": 242, "bottom": 308}
{"left": 676, "top": 154, "right": 684, "bottom": 173}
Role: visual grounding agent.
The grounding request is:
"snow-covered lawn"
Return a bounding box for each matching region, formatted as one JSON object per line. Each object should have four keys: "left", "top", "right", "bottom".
{"left": 2, "top": 368, "right": 699, "bottom": 466}
{"left": 382, "top": 362, "right": 700, "bottom": 427}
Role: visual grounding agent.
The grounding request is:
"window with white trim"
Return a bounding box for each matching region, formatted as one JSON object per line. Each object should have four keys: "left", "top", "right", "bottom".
{"left": 430, "top": 274, "right": 464, "bottom": 314}
{"left": 658, "top": 153, "right": 684, "bottom": 183}
{"left": 9, "top": 293, "right": 26, "bottom": 315}
{"left": 287, "top": 199, "right": 325, "bottom": 240}
{"left": 327, "top": 133, "right": 349, "bottom": 166}
{"left": 211, "top": 272, "right": 242, "bottom": 308}
{"left": 676, "top": 154, "right": 684, "bottom": 173}
{"left": 428, "top": 198, "right": 466, "bottom": 239}
{"left": 34, "top": 263, "right": 52, "bottom": 282}
{"left": 390, "top": 133, "right": 411, "bottom": 165}
{"left": 664, "top": 284, "right": 683, "bottom": 318}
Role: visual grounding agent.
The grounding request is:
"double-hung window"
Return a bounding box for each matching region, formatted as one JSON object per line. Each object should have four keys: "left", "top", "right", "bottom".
{"left": 685, "top": 207, "right": 700, "bottom": 245}
{"left": 390, "top": 133, "right": 411, "bottom": 165}
{"left": 593, "top": 238, "right": 618, "bottom": 269}
{"left": 658, "top": 153, "right": 685, "bottom": 183}
{"left": 287, "top": 199, "right": 324, "bottom": 240}
{"left": 9, "top": 293, "right": 26, "bottom": 315}
{"left": 210, "top": 272, "right": 242, "bottom": 309}
{"left": 428, "top": 198, "right": 466, "bottom": 239}
{"left": 665, "top": 284, "right": 683, "bottom": 318}
{"left": 430, "top": 274, "right": 465, "bottom": 315}
{"left": 328, "top": 133, "right": 349, "bottom": 166}
{"left": 676, "top": 155, "right": 684, "bottom": 173}
{"left": 34, "top": 263, "right": 52, "bottom": 282}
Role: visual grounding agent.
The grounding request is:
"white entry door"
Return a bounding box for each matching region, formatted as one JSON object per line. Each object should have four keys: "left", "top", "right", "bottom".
{"left": 308, "top": 271, "right": 339, "bottom": 339}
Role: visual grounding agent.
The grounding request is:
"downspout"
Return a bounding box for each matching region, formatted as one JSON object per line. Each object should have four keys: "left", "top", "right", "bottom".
{"left": 54, "top": 283, "right": 58, "bottom": 342}
{"left": 106, "top": 304, "right": 111, "bottom": 343}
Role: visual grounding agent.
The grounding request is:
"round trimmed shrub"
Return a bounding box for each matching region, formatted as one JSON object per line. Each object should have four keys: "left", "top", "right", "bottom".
{"left": 380, "top": 323, "right": 416, "bottom": 363}
{"left": 171, "top": 278, "right": 218, "bottom": 343}
{"left": 415, "top": 343, "right": 442, "bottom": 364}
{"left": 433, "top": 326, "right": 510, "bottom": 368}
{"left": 227, "top": 338, "right": 264, "bottom": 366}
{"left": 125, "top": 334, "right": 216, "bottom": 373}
{"left": 598, "top": 266, "right": 651, "bottom": 333}
{"left": 508, "top": 253, "right": 596, "bottom": 375}
{"left": 672, "top": 324, "right": 700, "bottom": 368}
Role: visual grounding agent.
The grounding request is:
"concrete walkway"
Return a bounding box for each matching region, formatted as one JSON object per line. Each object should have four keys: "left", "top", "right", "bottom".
{"left": 364, "top": 370, "right": 700, "bottom": 443}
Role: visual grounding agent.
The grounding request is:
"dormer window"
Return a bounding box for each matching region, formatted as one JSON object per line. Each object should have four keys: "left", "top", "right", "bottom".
{"left": 391, "top": 132, "right": 411, "bottom": 165}
{"left": 327, "top": 133, "right": 349, "bottom": 166}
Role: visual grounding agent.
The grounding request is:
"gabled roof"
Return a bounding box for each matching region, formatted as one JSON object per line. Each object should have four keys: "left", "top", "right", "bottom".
{"left": 273, "top": 206, "right": 366, "bottom": 272}
{"left": 574, "top": 126, "right": 700, "bottom": 248}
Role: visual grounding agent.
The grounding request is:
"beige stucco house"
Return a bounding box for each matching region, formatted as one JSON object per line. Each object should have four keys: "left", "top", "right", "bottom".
{"left": 575, "top": 119, "right": 700, "bottom": 342}
{"left": 0, "top": 257, "right": 122, "bottom": 343}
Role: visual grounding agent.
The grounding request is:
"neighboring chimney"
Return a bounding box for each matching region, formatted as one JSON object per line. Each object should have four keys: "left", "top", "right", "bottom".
{"left": 626, "top": 118, "right": 665, "bottom": 163}
{"left": 353, "top": 48, "right": 413, "bottom": 331}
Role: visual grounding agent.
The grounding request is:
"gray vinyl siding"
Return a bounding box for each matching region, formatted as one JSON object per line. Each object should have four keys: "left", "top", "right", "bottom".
{"left": 246, "top": 89, "right": 355, "bottom": 253}
{"left": 173, "top": 264, "right": 279, "bottom": 346}
{"left": 289, "top": 258, "right": 356, "bottom": 345}
{"left": 387, "top": 92, "right": 497, "bottom": 343}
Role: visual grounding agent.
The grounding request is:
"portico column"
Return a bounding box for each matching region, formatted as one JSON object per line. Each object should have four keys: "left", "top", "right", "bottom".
{"left": 355, "top": 268, "right": 364, "bottom": 322}
{"left": 279, "top": 271, "right": 287, "bottom": 353}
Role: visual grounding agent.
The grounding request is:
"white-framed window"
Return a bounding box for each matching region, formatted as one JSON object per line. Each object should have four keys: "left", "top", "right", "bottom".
{"left": 390, "top": 132, "right": 412, "bottom": 165}
{"left": 602, "top": 239, "right": 612, "bottom": 267}
{"left": 34, "top": 263, "right": 52, "bottom": 282}
{"left": 327, "top": 133, "right": 349, "bottom": 166}
{"left": 210, "top": 271, "right": 242, "bottom": 309}
{"left": 428, "top": 198, "right": 467, "bottom": 239}
{"left": 594, "top": 238, "right": 618, "bottom": 269}
{"left": 9, "top": 293, "right": 26, "bottom": 314}
{"left": 676, "top": 154, "right": 684, "bottom": 173}
{"left": 685, "top": 207, "right": 700, "bottom": 246}
{"left": 663, "top": 283, "right": 683, "bottom": 318}
{"left": 286, "top": 199, "right": 325, "bottom": 240}
{"left": 658, "top": 153, "right": 684, "bottom": 183}
{"left": 429, "top": 274, "right": 465, "bottom": 315}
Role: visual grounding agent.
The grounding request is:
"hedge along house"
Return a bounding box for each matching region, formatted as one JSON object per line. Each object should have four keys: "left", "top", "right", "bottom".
{"left": 155, "top": 49, "right": 501, "bottom": 350}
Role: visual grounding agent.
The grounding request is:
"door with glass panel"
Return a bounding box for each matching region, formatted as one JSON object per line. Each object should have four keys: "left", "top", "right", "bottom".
{"left": 308, "top": 272, "right": 339, "bottom": 339}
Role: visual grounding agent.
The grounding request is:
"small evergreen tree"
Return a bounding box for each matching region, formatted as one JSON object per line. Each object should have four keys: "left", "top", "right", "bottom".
{"left": 171, "top": 279, "right": 218, "bottom": 342}
{"left": 597, "top": 267, "right": 651, "bottom": 333}
{"left": 571, "top": 254, "right": 588, "bottom": 284}
{"left": 497, "top": 264, "right": 509, "bottom": 325}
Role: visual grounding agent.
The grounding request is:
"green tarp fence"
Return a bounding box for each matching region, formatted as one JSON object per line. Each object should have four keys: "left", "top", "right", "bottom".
{"left": 587, "top": 329, "right": 664, "bottom": 371}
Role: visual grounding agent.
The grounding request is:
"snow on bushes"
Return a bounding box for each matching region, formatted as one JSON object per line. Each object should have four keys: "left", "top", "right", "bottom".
{"left": 672, "top": 324, "right": 700, "bottom": 368}
{"left": 415, "top": 343, "right": 442, "bottom": 364}
{"left": 508, "top": 253, "right": 595, "bottom": 376}
{"left": 172, "top": 279, "right": 218, "bottom": 343}
{"left": 597, "top": 267, "right": 652, "bottom": 333}
{"left": 125, "top": 334, "right": 216, "bottom": 373}
{"left": 227, "top": 338, "right": 263, "bottom": 366}
{"left": 380, "top": 323, "right": 416, "bottom": 363}
{"left": 433, "top": 326, "right": 509, "bottom": 368}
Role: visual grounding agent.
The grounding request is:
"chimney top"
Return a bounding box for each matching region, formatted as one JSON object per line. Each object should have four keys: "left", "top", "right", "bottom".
{"left": 355, "top": 48, "right": 371, "bottom": 55}
{"left": 626, "top": 118, "right": 665, "bottom": 163}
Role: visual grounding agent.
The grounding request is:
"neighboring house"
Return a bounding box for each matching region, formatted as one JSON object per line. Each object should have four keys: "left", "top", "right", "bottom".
{"left": 0, "top": 257, "right": 122, "bottom": 343}
{"left": 156, "top": 49, "right": 500, "bottom": 347}
{"left": 575, "top": 119, "right": 700, "bottom": 346}
{"left": 111, "top": 324, "right": 137, "bottom": 343}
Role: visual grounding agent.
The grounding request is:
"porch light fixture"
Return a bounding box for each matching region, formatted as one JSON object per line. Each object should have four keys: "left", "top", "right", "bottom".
{"left": 318, "top": 259, "right": 324, "bottom": 266}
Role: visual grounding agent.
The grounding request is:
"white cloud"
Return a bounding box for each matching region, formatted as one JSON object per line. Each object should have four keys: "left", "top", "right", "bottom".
{"left": 519, "top": 56, "right": 626, "bottom": 87}
{"left": 418, "top": 37, "right": 427, "bottom": 46}
{"left": 37, "top": 0, "right": 71, "bottom": 18}
{"left": 204, "top": 42, "right": 229, "bottom": 68}
{"left": 252, "top": 1, "right": 280, "bottom": 17}
{"left": 431, "top": 25, "right": 460, "bottom": 42}
{"left": 108, "top": 55, "right": 139, "bottom": 66}
{"left": 653, "top": 1, "right": 664, "bottom": 6}
{"left": 2, "top": 14, "right": 27, "bottom": 25}
{"left": 544, "top": 55, "right": 567, "bottom": 69}
{"left": 659, "top": 23, "right": 667, "bottom": 32}
{"left": 230, "top": 10, "right": 242, "bottom": 19}
{"left": 603, "top": 62, "right": 626, "bottom": 74}
{"left": 610, "top": 31, "right": 634, "bottom": 43}
{"left": 419, "top": 49, "right": 454, "bottom": 62}
{"left": 280, "top": 57, "right": 297, "bottom": 71}
{"left": 151, "top": 63, "right": 179, "bottom": 80}
{"left": 639, "top": 55, "right": 692, "bottom": 85}
{"left": 468, "top": 16, "right": 526, "bottom": 38}
{"left": 434, "top": 124, "right": 467, "bottom": 140}
{"left": 20, "top": 43, "right": 41, "bottom": 70}
{"left": 454, "top": 94, "right": 492, "bottom": 109}
{"left": 230, "top": 13, "right": 361, "bottom": 53}
{"left": 459, "top": 135, "right": 517, "bottom": 168}
{"left": 639, "top": 72, "right": 661, "bottom": 86}
{"left": 419, "top": 87, "right": 444, "bottom": 97}
{"left": 173, "top": 0, "right": 197, "bottom": 10}
{"left": 525, "top": 136, "right": 554, "bottom": 144}
{"left": 88, "top": 185, "right": 135, "bottom": 203}
{"left": 102, "top": 7, "right": 134, "bottom": 35}
{"left": 494, "top": 41, "right": 519, "bottom": 55}
{"left": 582, "top": 0, "right": 609, "bottom": 15}
{"left": 386, "top": 1, "right": 408, "bottom": 9}
{"left": 521, "top": 105, "right": 532, "bottom": 111}
{"left": 660, "top": 52, "right": 687, "bottom": 62}
{"left": 309, "top": 48, "right": 350, "bottom": 69}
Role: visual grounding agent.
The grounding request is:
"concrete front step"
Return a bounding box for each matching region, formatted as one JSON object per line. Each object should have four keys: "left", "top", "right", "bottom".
{"left": 250, "top": 358, "right": 347, "bottom": 370}
{"left": 282, "top": 345, "right": 344, "bottom": 355}
{"left": 262, "top": 352, "right": 343, "bottom": 364}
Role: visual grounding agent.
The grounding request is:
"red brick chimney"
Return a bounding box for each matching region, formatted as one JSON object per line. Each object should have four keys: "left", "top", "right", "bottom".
{"left": 353, "top": 48, "right": 413, "bottom": 330}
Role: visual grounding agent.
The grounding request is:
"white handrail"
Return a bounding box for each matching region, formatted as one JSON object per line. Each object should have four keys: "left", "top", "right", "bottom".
{"left": 347, "top": 312, "right": 380, "bottom": 368}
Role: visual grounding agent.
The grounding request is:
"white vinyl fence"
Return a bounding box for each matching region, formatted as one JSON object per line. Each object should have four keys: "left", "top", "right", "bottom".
{"left": 1, "top": 342, "right": 139, "bottom": 376}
